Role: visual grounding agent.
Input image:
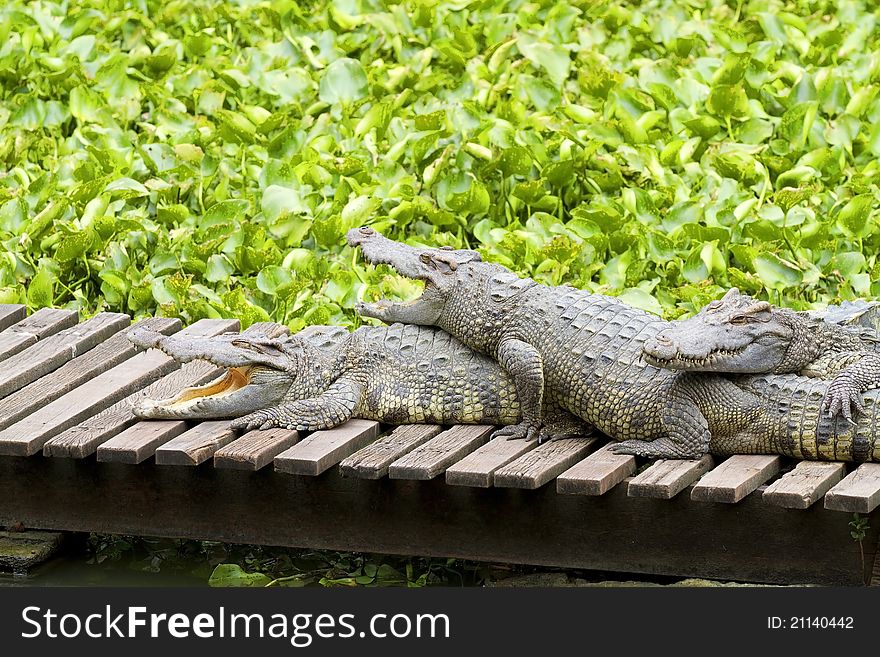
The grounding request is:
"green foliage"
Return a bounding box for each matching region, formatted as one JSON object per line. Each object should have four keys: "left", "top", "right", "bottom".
{"left": 4, "top": 0, "right": 880, "bottom": 327}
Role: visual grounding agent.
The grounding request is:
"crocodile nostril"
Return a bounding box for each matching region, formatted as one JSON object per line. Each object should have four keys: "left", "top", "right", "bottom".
{"left": 359, "top": 226, "right": 374, "bottom": 235}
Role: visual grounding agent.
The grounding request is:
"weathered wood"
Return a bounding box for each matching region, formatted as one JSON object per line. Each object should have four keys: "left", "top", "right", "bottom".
{"left": 155, "top": 421, "right": 236, "bottom": 466}
{"left": 214, "top": 428, "right": 299, "bottom": 471}
{"left": 0, "top": 312, "right": 130, "bottom": 400}
{"left": 275, "top": 420, "right": 380, "bottom": 476}
{"left": 0, "top": 308, "right": 77, "bottom": 362}
{"left": 43, "top": 359, "right": 222, "bottom": 458}
{"left": 0, "top": 318, "right": 235, "bottom": 457}
{"left": 0, "top": 304, "right": 26, "bottom": 331}
{"left": 96, "top": 421, "right": 188, "bottom": 464}
{"left": 627, "top": 455, "right": 715, "bottom": 500}
{"left": 824, "top": 464, "right": 880, "bottom": 513}
{"left": 40, "top": 319, "right": 237, "bottom": 458}
{"left": 0, "top": 317, "right": 180, "bottom": 432}
{"left": 690, "top": 455, "right": 781, "bottom": 503}
{"left": 388, "top": 425, "right": 493, "bottom": 481}
{"left": 339, "top": 424, "right": 441, "bottom": 479}
{"left": 1, "top": 456, "right": 875, "bottom": 586}
{"left": 763, "top": 461, "right": 847, "bottom": 509}
{"left": 556, "top": 443, "right": 636, "bottom": 496}
{"left": 445, "top": 436, "right": 537, "bottom": 487}
{"left": 494, "top": 438, "right": 596, "bottom": 490}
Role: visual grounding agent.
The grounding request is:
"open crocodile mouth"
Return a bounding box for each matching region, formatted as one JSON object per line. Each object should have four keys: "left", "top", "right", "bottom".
{"left": 154, "top": 366, "right": 254, "bottom": 410}
{"left": 643, "top": 346, "right": 746, "bottom": 369}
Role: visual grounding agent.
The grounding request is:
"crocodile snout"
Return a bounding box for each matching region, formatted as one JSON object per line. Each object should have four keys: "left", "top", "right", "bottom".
{"left": 346, "top": 226, "right": 375, "bottom": 247}
{"left": 643, "top": 334, "right": 677, "bottom": 362}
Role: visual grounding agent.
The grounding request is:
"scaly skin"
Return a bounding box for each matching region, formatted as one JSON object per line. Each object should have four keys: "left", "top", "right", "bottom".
{"left": 129, "top": 321, "right": 589, "bottom": 439}
{"left": 345, "top": 227, "right": 880, "bottom": 460}
{"left": 642, "top": 288, "right": 880, "bottom": 422}
{"left": 129, "top": 314, "right": 880, "bottom": 461}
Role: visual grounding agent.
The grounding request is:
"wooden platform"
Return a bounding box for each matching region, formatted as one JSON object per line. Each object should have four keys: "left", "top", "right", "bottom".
{"left": 0, "top": 305, "right": 878, "bottom": 585}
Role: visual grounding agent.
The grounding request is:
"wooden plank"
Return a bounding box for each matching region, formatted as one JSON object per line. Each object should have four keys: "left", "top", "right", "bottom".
{"left": 155, "top": 421, "right": 236, "bottom": 466}
{"left": 446, "top": 437, "right": 537, "bottom": 488}
{"left": 0, "top": 307, "right": 77, "bottom": 362}
{"left": 276, "top": 420, "right": 380, "bottom": 476}
{"left": 628, "top": 455, "right": 715, "bottom": 500}
{"left": 556, "top": 443, "right": 636, "bottom": 496}
{"left": 388, "top": 425, "right": 493, "bottom": 481}
{"left": 339, "top": 424, "right": 441, "bottom": 479}
{"left": 493, "top": 438, "right": 596, "bottom": 490}
{"left": 0, "top": 317, "right": 180, "bottom": 432}
{"left": 763, "top": 461, "right": 847, "bottom": 509}
{"left": 3, "top": 457, "right": 875, "bottom": 586}
{"left": 824, "top": 464, "right": 880, "bottom": 513}
{"left": 214, "top": 428, "right": 299, "bottom": 471}
{"left": 0, "top": 312, "right": 130, "bottom": 400}
{"left": 0, "top": 318, "right": 235, "bottom": 457}
{"left": 0, "top": 304, "right": 25, "bottom": 330}
{"left": 96, "top": 421, "right": 188, "bottom": 464}
{"left": 42, "top": 319, "right": 239, "bottom": 458}
{"left": 690, "top": 455, "right": 781, "bottom": 503}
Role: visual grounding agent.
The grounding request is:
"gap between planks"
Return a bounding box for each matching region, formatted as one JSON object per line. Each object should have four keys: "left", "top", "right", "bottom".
{"left": 339, "top": 424, "right": 442, "bottom": 479}
{"left": 494, "top": 438, "right": 596, "bottom": 490}
{"left": 445, "top": 435, "right": 537, "bottom": 487}
{"left": 388, "top": 425, "right": 493, "bottom": 481}
{"left": 276, "top": 420, "right": 380, "bottom": 476}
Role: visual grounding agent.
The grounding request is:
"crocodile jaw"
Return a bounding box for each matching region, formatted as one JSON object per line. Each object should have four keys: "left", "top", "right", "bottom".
{"left": 133, "top": 366, "right": 289, "bottom": 419}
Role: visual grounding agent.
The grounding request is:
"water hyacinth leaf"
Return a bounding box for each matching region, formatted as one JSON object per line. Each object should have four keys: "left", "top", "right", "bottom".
{"left": 754, "top": 254, "right": 803, "bottom": 290}
{"left": 319, "top": 58, "right": 369, "bottom": 105}
{"left": 836, "top": 194, "right": 874, "bottom": 238}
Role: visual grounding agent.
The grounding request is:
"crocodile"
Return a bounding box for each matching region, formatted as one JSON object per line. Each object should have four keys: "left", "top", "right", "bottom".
{"left": 642, "top": 288, "right": 880, "bottom": 422}
{"left": 345, "top": 227, "right": 880, "bottom": 460}
{"left": 129, "top": 321, "right": 588, "bottom": 439}
{"left": 130, "top": 315, "right": 880, "bottom": 461}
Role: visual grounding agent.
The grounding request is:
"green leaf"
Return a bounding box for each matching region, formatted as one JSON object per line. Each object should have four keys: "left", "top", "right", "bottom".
{"left": 27, "top": 267, "right": 55, "bottom": 307}
{"left": 319, "top": 58, "right": 368, "bottom": 105}
{"left": 836, "top": 194, "right": 874, "bottom": 238}
{"left": 208, "top": 564, "right": 272, "bottom": 588}
{"left": 754, "top": 253, "right": 803, "bottom": 290}
{"left": 516, "top": 34, "right": 571, "bottom": 87}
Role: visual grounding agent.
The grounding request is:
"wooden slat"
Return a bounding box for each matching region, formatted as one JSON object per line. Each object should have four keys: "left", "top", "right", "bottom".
{"left": 155, "top": 421, "right": 236, "bottom": 466}
{"left": 690, "top": 455, "right": 781, "bottom": 503}
{"left": 0, "top": 307, "right": 77, "bottom": 362}
{"left": 824, "top": 464, "right": 880, "bottom": 513}
{"left": 445, "top": 437, "right": 537, "bottom": 487}
{"left": 96, "top": 421, "right": 188, "bottom": 464}
{"left": 42, "top": 318, "right": 240, "bottom": 458}
{"left": 0, "top": 304, "right": 25, "bottom": 330}
{"left": 0, "top": 317, "right": 180, "bottom": 432}
{"left": 275, "top": 420, "right": 380, "bottom": 476}
{"left": 214, "top": 428, "right": 299, "bottom": 471}
{"left": 388, "top": 425, "right": 493, "bottom": 481}
{"left": 556, "top": 443, "right": 636, "bottom": 496}
{"left": 763, "top": 461, "right": 847, "bottom": 509}
{"left": 0, "top": 318, "right": 234, "bottom": 457}
{"left": 0, "top": 312, "right": 130, "bottom": 400}
{"left": 339, "top": 424, "right": 442, "bottom": 479}
{"left": 628, "top": 455, "right": 715, "bottom": 500}
{"left": 493, "top": 438, "right": 596, "bottom": 490}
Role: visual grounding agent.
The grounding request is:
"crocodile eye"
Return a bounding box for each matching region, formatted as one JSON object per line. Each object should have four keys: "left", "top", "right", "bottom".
{"left": 232, "top": 340, "right": 264, "bottom": 353}
{"left": 728, "top": 315, "right": 750, "bottom": 324}
{"left": 419, "top": 253, "right": 432, "bottom": 263}
{"left": 707, "top": 300, "right": 723, "bottom": 311}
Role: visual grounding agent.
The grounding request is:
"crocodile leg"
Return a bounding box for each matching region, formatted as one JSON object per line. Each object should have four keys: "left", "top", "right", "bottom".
{"left": 819, "top": 353, "right": 880, "bottom": 422}
{"left": 609, "top": 398, "right": 710, "bottom": 459}
{"left": 491, "top": 337, "right": 544, "bottom": 442}
{"left": 230, "top": 378, "right": 365, "bottom": 432}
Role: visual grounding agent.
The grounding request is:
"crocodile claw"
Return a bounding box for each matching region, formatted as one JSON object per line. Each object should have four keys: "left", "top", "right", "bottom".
{"left": 492, "top": 422, "right": 540, "bottom": 442}
{"left": 822, "top": 379, "right": 864, "bottom": 425}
